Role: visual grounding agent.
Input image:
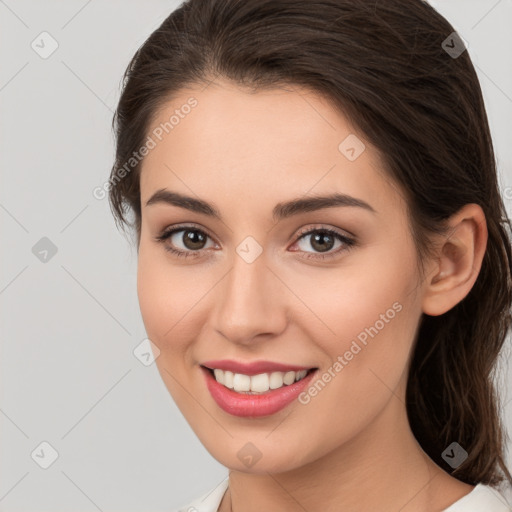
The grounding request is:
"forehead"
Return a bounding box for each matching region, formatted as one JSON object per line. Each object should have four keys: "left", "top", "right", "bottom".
{"left": 139, "top": 78, "right": 404, "bottom": 217}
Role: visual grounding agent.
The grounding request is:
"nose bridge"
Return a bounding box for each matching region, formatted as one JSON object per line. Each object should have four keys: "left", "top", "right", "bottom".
{"left": 212, "top": 246, "right": 286, "bottom": 343}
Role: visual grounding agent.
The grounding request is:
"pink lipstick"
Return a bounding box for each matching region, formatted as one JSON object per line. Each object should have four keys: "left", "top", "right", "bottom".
{"left": 200, "top": 360, "right": 318, "bottom": 418}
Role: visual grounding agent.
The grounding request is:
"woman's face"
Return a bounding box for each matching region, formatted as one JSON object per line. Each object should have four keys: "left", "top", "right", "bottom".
{"left": 137, "top": 78, "right": 428, "bottom": 473}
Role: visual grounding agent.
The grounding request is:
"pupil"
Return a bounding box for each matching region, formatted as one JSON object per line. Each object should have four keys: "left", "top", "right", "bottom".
{"left": 311, "top": 232, "right": 334, "bottom": 252}
{"left": 184, "top": 230, "right": 206, "bottom": 250}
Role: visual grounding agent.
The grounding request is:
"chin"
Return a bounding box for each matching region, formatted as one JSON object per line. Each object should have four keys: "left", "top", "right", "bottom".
{"left": 199, "top": 434, "right": 313, "bottom": 474}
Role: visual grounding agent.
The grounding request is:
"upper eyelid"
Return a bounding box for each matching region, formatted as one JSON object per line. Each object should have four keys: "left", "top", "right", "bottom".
{"left": 295, "top": 224, "right": 354, "bottom": 239}
{"left": 161, "top": 223, "right": 218, "bottom": 243}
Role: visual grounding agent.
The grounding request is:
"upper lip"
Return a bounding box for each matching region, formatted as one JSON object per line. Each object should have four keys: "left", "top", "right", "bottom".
{"left": 201, "top": 359, "right": 315, "bottom": 376}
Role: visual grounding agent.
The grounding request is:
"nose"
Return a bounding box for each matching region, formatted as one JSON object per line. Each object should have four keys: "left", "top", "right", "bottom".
{"left": 209, "top": 250, "right": 288, "bottom": 346}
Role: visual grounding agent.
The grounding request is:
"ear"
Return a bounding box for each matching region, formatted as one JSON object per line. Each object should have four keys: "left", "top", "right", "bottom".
{"left": 422, "top": 203, "right": 488, "bottom": 317}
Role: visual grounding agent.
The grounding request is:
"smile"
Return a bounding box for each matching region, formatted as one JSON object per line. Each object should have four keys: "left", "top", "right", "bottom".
{"left": 208, "top": 368, "right": 310, "bottom": 393}
{"left": 200, "top": 364, "right": 318, "bottom": 417}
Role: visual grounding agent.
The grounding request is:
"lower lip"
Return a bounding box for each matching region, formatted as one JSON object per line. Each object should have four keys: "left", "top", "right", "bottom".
{"left": 201, "top": 366, "right": 317, "bottom": 418}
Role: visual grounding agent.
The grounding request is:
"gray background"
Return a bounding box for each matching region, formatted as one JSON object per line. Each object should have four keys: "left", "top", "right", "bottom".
{"left": 1, "top": 0, "right": 511, "bottom": 510}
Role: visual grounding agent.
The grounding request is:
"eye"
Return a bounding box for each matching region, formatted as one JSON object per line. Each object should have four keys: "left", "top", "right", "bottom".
{"left": 154, "top": 224, "right": 216, "bottom": 259}
{"left": 154, "top": 224, "right": 356, "bottom": 261}
{"left": 291, "top": 226, "right": 356, "bottom": 260}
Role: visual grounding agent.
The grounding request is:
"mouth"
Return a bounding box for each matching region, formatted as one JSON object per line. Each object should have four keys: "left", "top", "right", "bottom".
{"left": 201, "top": 365, "right": 317, "bottom": 394}
{"left": 200, "top": 364, "right": 319, "bottom": 418}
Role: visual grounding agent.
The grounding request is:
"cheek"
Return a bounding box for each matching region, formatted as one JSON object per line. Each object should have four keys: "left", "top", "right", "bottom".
{"left": 137, "top": 253, "right": 168, "bottom": 342}
{"left": 136, "top": 245, "right": 217, "bottom": 353}
{"left": 137, "top": 246, "right": 188, "bottom": 347}
{"left": 287, "top": 272, "right": 418, "bottom": 455}
{"left": 289, "top": 243, "right": 420, "bottom": 394}
{"left": 136, "top": 249, "right": 204, "bottom": 409}
{"left": 289, "top": 240, "right": 417, "bottom": 342}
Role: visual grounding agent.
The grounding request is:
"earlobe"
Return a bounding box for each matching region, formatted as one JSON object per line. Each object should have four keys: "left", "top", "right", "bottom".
{"left": 422, "top": 204, "right": 488, "bottom": 317}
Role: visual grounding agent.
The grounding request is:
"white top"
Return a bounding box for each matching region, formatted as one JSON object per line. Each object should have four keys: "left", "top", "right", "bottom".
{"left": 174, "top": 477, "right": 512, "bottom": 512}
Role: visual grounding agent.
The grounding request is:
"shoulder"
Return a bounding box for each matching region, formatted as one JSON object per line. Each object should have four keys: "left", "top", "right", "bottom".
{"left": 442, "top": 483, "right": 512, "bottom": 512}
{"left": 172, "top": 477, "right": 229, "bottom": 512}
{"left": 170, "top": 478, "right": 511, "bottom": 512}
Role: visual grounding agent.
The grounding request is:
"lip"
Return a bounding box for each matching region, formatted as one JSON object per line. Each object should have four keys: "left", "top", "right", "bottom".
{"left": 201, "top": 359, "right": 313, "bottom": 376}
{"left": 200, "top": 365, "right": 318, "bottom": 418}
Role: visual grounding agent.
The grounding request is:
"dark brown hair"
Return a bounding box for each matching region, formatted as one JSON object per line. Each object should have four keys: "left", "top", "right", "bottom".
{"left": 108, "top": 0, "right": 512, "bottom": 489}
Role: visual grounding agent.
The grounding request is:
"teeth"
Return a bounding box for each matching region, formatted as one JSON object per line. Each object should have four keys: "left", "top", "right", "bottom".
{"left": 211, "top": 368, "right": 309, "bottom": 393}
{"left": 233, "top": 373, "right": 251, "bottom": 391}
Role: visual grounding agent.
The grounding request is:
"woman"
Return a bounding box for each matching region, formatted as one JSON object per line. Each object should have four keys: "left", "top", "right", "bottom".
{"left": 108, "top": 0, "right": 512, "bottom": 510}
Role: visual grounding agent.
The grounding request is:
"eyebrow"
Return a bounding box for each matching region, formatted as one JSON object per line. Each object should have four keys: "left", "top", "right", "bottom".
{"left": 145, "top": 188, "right": 377, "bottom": 221}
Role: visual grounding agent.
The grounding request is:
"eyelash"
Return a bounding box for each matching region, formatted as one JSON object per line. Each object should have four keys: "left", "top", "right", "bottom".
{"left": 154, "top": 224, "right": 356, "bottom": 261}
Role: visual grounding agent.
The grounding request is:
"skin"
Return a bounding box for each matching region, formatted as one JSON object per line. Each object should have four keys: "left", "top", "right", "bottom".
{"left": 136, "top": 78, "right": 487, "bottom": 511}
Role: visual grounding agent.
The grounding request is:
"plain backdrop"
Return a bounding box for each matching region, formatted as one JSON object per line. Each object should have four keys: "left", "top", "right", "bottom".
{"left": 1, "top": 0, "right": 511, "bottom": 510}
